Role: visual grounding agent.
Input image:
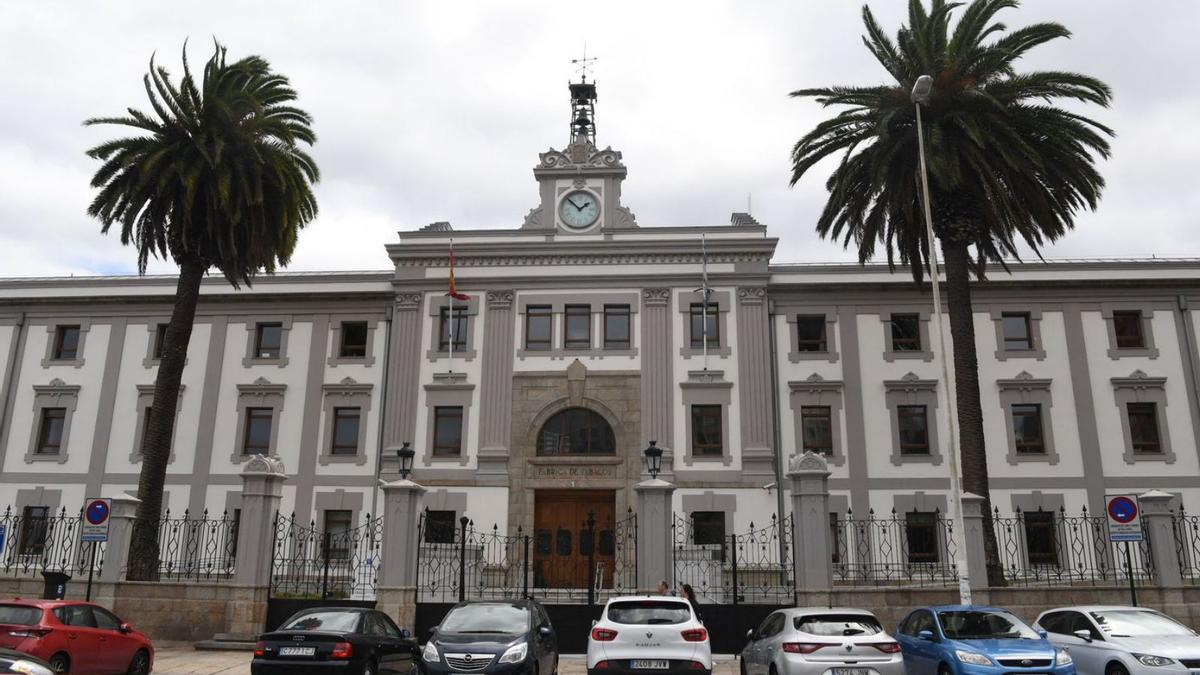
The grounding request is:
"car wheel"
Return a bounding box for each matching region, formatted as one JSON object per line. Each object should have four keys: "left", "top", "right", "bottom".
{"left": 939, "top": 664, "right": 953, "bottom": 675}
{"left": 741, "top": 658, "right": 749, "bottom": 675}
{"left": 48, "top": 653, "right": 70, "bottom": 674}
{"left": 126, "top": 650, "right": 150, "bottom": 675}
{"left": 1107, "top": 664, "right": 1130, "bottom": 675}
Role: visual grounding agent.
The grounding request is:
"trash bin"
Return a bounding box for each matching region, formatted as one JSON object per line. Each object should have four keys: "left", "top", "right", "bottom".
{"left": 40, "top": 572, "right": 70, "bottom": 600}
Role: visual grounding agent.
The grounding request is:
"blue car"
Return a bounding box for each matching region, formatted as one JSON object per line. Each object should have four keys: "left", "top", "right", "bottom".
{"left": 896, "top": 606, "right": 1075, "bottom": 675}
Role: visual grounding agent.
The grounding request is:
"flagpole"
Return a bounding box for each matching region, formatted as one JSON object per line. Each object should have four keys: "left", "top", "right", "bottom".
{"left": 448, "top": 239, "right": 454, "bottom": 373}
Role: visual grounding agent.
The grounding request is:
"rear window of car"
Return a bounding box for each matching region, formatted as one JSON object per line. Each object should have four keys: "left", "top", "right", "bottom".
{"left": 607, "top": 600, "right": 692, "bottom": 625}
{"left": 795, "top": 614, "right": 882, "bottom": 636}
{"left": 0, "top": 605, "right": 41, "bottom": 626}
{"left": 282, "top": 611, "right": 361, "bottom": 633}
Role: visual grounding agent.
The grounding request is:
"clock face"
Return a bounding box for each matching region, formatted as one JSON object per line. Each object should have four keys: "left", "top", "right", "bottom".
{"left": 558, "top": 190, "right": 600, "bottom": 229}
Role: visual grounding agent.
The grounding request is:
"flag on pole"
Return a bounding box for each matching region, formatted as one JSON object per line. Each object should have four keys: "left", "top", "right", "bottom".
{"left": 447, "top": 243, "right": 470, "bottom": 301}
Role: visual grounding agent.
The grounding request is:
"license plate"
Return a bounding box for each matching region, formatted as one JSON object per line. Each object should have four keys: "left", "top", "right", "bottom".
{"left": 631, "top": 660, "right": 670, "bottom": 669}
{"left": 833, "top": 669, "right": 870, "bottom": 675}
{"left": 278, "top": 646, "right": 316, "bottom": 656}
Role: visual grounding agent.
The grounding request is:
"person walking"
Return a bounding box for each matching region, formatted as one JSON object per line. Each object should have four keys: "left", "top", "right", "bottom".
{"left": 678, "top": 584, "right": 702, "bottom": 624}
{"left": 656, "top": 580, "right": 671, "bottom": 596}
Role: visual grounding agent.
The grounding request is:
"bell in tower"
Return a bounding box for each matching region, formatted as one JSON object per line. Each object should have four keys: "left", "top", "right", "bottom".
{"left": 569, "top": 77, "right": 597, "bottom": 145}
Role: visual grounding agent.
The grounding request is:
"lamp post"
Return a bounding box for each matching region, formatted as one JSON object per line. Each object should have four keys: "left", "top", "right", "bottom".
{"left": 396, "top": 442, "right": 415, "bottom": 481}
{"left": 643, "top": 441, "right": 663, "bottom": 480}
{"left": 912, "top": 74, "right": 972, "bottom": 605}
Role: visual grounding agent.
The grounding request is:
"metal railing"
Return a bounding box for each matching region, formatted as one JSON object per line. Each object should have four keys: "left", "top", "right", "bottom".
{"left": 129, "top": 509, "right": 239, "bottom": 581}
{"left": 994, "top": 507, "right": 1154, "bottom": 587}
{"left": 0, "top": 506, "right": 106, "bottom": 579}
{"left": 832, "top": 509, "right": 959, "bottom": 587}
{"left": 1173, "top": 508, "right": 1200, "bottom": 583}
{"left": 269, "top": 513, "right": 383, "bottom": 601}
{"left": 673, "top": 513, "right": 794, "bottom": 604}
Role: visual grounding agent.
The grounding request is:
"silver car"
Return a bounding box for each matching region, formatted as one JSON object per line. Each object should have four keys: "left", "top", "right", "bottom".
{"left": 1035, "top": 606, "right": 1200, "bottom": 675}
{"left": 739, "top": 608, "right": 904, "bottom": 675}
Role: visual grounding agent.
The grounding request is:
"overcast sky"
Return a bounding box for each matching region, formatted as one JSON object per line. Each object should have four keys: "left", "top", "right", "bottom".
{"left": 1, "top": 1, "right": 1196, "bottom": 278}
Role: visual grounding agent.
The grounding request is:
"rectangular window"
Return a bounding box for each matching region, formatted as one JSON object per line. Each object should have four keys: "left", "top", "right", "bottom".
{"left": 152, "top": 324, "right": 168, "bottom": 359}
{"left": 800, "top": 406, "right": 833, "bottom": 455}
{"left": 323, "top": 510, "right": 353, "bottom": 560}
{"left": 603, "top": 305, "right": 631, "bottom": 350}
{"left": 242, "top": 407, "right": 273, "bottom": 455}
{"left": 339, "top": 321, "right": 368, "bottom": 358}
{"left": 691, "top": 511, "right": 726, "bottom": 546}
{"left": 795, "top": 315, "right": 827, "bottom": 352}
{"left": 330, "top": 407, "right": 361, "bottom": 455}
{"left": 438, "top": 308, "right": 467, "bottom": 351}
{"left": 35, "top": 408, "right": 66, "bottom": 455}
{"left": 18, "top": 506, "right": 49, "bottom": 556}
{"left": 53, "top": 325, "right": 81, "bottom": 360}
{"left": 1001, "top": 313, "right": 1033, "bottom": 351}
{"left": 691, "top": 404, "right": 723, "bottom": 457}
{"left": 254, "top": 323, "right": 283, "bottom": 359}
{"left": 433, "top": 406, "right": 464, "bottom": 457}
{"left": 1024, "top": 510, "right": 1059, "bottom": 566}
{"left": 890, "top": 314, "right": 921, "bottom": 352}
{"left": 564, "top": 305, "right": 592, "bottom": 349}
{"left": 424, "top": 510, "right": 457, "bottom": 544}
{"left": 905, "top": 511, "right": 940, "bottom": 564}
{"left": 525, "top": 306, "right": 552, "bottom": 351}
{"left": 1113, "top": 311, "right": 1145, "bottom": 349}
{"left": 1127, "top": 402, "right": 1161, "bottom": 452}
{"left": 689, "top": 303, "right": 720, "bottom": 349}
{"left": 1011, "top": 404, "right": 1045, "bottom": 455}
{"left": 897, "top": 405, "right": 929, "bottom": 454}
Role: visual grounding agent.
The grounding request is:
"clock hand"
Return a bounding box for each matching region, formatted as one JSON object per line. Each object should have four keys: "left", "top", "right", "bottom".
{"left": 574, "top": 200, "right": 589, "bottom": 212}
{"left": 566, "top": 198, "right": 582, "bottom": 210}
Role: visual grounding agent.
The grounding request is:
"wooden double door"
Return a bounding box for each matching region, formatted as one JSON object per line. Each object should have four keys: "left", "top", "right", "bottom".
{"left": 533, "top": 490, "right": 616, "bottom": 589}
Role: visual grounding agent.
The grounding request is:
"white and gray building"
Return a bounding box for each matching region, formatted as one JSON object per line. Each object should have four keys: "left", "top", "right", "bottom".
{"left": 1, "top": 82, "right": 1198, "bottom": 588}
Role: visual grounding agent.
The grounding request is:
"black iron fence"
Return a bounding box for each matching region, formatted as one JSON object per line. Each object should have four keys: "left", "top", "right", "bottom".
{"left": 672, "top": 513, "right": 794, "bottom": 604}
{"left": 994, "top": 507, "right": 1154, "bottom": 587}
{"left": 0, "top": 506, "right": 105, "bottom": 579}
{"left": 128, "top": 509, "right": 239, "bottom": 581}
{"left": 269, "top": 512, "right": 383, "bottom": 600}
{"left": 416, "top": 509, "right": 637, "bottom": 605}
{"left": 1173, "top": 508, "right": 1200, "bottom": 583}
{"left": 832, "top": 508, "right": 959, "bottom": 587}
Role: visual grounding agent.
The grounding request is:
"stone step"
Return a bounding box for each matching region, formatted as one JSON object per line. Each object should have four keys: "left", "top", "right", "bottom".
{"left": 193, "top": 633, "right": 259, "bottom": 651}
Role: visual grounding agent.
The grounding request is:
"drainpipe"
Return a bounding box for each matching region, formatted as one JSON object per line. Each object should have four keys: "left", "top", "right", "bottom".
{"left": 1177, "top": 295, "right": 1200, "bottom": 439}
{"left": 767, "top": 305, "right": 788, "bottom": 565}
{"left": 369, "top": 304, "right": 395, "bottom": 521}
{"left": 0, "top": 312, "right": 27, "bottom": 445}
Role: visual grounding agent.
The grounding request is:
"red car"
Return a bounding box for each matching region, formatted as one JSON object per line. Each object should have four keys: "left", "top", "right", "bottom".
{"left": 0, "top": 599, "right": 153, "bottom": 674}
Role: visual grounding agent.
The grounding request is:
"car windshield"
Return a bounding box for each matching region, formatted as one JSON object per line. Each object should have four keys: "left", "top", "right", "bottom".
{"left": 0, "top": 605, "right": 40, "bottom": 626}
{"left": 440, "top": 604, "right": 529, "bottom": 635}
{"left": 938, "top": 610, "right": 1040, "bottom": 640}
{"left": 607, "top": 600, "right": 692, "bottom": 625}
{"left": 1090, "top": 610, "right": 1195, "bottom": 637}
{"left": 282, "top": 611, "right": 361, "bottom": 633}
{"left": 796, "top": 614, "right": 882, "bottom": 636}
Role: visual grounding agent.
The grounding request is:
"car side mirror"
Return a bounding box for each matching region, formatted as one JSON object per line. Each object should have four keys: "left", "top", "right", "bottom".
{"left": 539, "top": 626, "right": 552, "bottom": 637}
{"left": 1036, "top": 629, "right": 1048, "bottom": 640}
{"left": 1072, "top": 629, "right": 1093, "bottom": 643}
{"left": 400, "top": 629, "right": 412, "bottom": 639}
{"left": 428, "top": 625, "right": 439, "bottom": 635}
{"left": 918, "top": 629, "right": 934, "bottom": 641}
{"left": 119, "top": 623, "right": 133, "bottom": 634}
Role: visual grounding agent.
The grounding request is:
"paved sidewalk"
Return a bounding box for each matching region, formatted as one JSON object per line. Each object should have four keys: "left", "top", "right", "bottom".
{"left": 152, "top": 649, "right": 741, "bottom": 674}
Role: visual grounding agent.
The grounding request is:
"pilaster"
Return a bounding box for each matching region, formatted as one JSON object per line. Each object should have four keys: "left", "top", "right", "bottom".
{"left": 737, "top": 287, "right": 775, "bottom": 481}
{"left": 640, "top": 288, "right": 675, "bottom": 479}
{"left": 477, "top": 290, "right": 515, "bottom": 482}
{"left": 383, "top": 293, "right": 425, "bottom": 473}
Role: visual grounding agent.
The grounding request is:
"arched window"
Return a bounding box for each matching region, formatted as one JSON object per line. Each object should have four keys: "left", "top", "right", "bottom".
{"left": 537, "top": 408, "right": 616, "bottom": 456}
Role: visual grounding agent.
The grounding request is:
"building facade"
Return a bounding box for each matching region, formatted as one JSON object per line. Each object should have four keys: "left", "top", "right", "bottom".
{"left": 2, "top": 82, "right": 1199, "bottom": 588}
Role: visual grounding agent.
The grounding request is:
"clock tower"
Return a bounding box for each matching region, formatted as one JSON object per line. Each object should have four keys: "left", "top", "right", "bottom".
{"left": 521, "top": 75, "right": 638, "bottom": 232}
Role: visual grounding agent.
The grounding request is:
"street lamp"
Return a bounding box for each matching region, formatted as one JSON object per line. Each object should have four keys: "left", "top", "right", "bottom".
{"left": 396, "top": 442, "right": 415, "bottom": 481}
{"left": 643, "top": 441, "right": 663, "bottom": 480}
{"left": 911, "top": 74, "right": 973, "bottom": 605}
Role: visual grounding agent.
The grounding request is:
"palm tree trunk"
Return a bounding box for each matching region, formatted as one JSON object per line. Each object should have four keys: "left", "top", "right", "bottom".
{"left": 940, "top": 241, "right": 1006, "bottom": 587}
{"left": 125, "top": 259, "right": 205, "bottom": 581}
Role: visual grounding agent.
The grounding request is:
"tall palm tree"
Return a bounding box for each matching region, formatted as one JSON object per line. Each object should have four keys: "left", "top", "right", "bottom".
{"left": 85, "top": 42, "right": 318, "bottom": 580}
{"left": 790, "top": 0, "right": 1112, "bottom": 585}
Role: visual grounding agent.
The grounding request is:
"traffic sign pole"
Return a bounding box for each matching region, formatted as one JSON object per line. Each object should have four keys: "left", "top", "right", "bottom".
{"left": 86, "top": 541, "right": 96, "bottom": 602}
{"left": 1124, "top": 541, "right": 1137, "bottom": 607}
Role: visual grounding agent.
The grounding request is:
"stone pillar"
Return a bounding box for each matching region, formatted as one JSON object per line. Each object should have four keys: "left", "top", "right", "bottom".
{"left": 960, "top": 493, "right": 990, "bottom": 591}
{"left": 736, "top": 287, "right": 776, "bottom": 482}
{"left": 640, "top": 289, "right": 675, "bottom": 480}
{"left": 476, "top": 291, "right": 515, "bottom": 483}
{"left": 99, "top": 495, "right": 140, "bottom": 582}
{"left": 787, "top": 452, "right": 832, "bottom": 592}
{"left": 1140, "top": 490, "right": 1182, "bottom": 587}
{"left": 381, "top": 293, "right": 425, "bottom": 477}
{"left": 234, "top": 455, "right": 287, "bottom": 586}
{"left": 636, "top": 478, "right": 675, "bottom": 592}
{"left": 377, "top": 478, "right": 428, "bottom": 630}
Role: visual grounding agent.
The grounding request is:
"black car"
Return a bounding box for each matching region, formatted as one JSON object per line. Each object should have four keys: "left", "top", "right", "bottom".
{"left": 0, "top": 648, "right": 53, "bottom": 675}
{"left": 252, "top": 607, "right": 418, "bottom": 675}
{"left": 421, "top": 600, "right": 558, "bottom": 675}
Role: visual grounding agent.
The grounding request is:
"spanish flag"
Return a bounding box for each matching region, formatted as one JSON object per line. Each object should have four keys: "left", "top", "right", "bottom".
{"left": 447, "top": 242, "right": 470, "bottom": 301}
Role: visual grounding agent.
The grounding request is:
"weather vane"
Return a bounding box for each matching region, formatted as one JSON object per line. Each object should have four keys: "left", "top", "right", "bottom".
{"left": 571, "top": 42, "right": 598, "bottom": 82}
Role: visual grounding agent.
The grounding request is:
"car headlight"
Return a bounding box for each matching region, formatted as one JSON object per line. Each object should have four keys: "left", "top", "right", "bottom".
{"left": 1056, "top": 649, "right": 1073, "bottom": 666}
{"left": 1135, "top": 654, "right": 1175, "bottom": 667}
{"left": 422, "top": 642, "right": 441, "bottom": 663}
{"left": 499, "top": 641, "right": 529, "bottom": 664}
{"left": 955, "top": 650, "right": 994, "bottom": 666}
{"left": 9, "top": 660, "right": 53, "bottom": 675}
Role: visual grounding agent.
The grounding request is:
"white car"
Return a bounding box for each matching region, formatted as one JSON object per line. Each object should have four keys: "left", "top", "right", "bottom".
{"left": 740, "top": 607, "right": 904, "bottom": 675}
{"left": 587, "top": 595, "right": 712, "bottom": 675}
{"left": 1035, "top": 606, "right": 1200, "bottom": 675}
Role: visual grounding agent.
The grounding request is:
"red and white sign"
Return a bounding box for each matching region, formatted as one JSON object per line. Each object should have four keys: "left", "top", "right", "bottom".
{"left": 81, "top": 498, "right": 111, "bottom": 543}
{"left": 1105, "top": 494, "right": 1142, "bottom": 542}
